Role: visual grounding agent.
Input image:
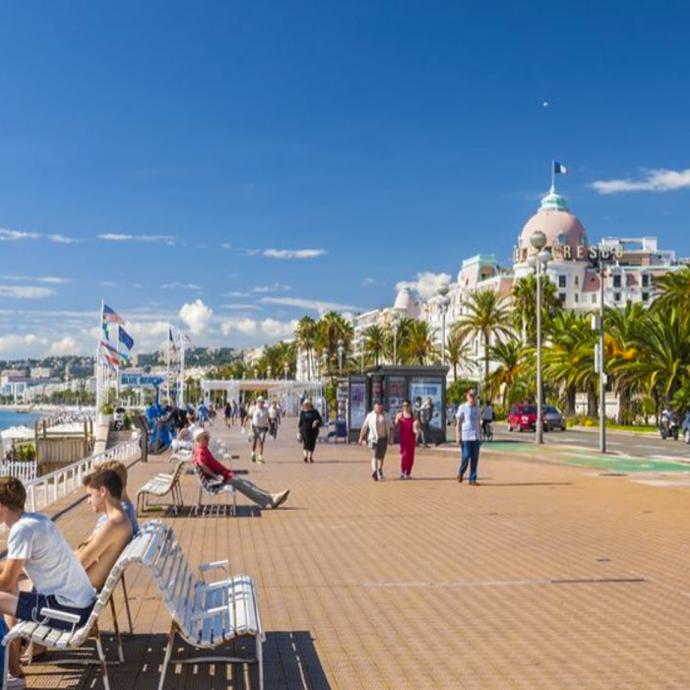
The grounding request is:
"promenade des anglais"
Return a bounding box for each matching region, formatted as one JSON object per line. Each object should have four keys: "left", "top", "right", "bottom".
{"left": 1, "top": 3, "right": 690, "bottom": 689}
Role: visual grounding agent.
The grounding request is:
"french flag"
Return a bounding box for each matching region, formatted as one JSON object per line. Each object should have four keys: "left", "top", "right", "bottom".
{"left": 554, "top": 161, "right": 568, "bottom": 174}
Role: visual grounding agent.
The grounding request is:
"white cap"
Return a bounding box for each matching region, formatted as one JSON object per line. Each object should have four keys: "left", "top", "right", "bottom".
{"left": 257, "top": 396, "right": 264, "bottom": 402}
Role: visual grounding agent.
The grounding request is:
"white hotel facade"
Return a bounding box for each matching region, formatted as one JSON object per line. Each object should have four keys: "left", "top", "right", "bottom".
{"left": 304, "top": 182, "right": 684, "bottom": 383}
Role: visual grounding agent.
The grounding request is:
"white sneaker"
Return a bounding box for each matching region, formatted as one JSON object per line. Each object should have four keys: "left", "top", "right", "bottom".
{"left": 271, "top": 490, "right": 290, "bottom": 508}
{"left": 7, "top": 675, "right": 26, "bottom": 689}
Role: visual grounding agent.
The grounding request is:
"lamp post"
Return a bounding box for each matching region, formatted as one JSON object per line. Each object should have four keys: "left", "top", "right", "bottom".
{"left": 592, "top": 245, "right": 611, "bottom": 454}
{"left": 527, "top": 230, "right": 550, "bottom": 445}
{"left": 391, "top": 313, "right": 400, "bottom": 366}
{"left": 437, "top": 283, "right": 450, "bottom": 365}
{"left": 283, "top": 362, "right": 289, "bottom": 380}
{"left": 337, "top": 339, "right": 345, "bottom": 377}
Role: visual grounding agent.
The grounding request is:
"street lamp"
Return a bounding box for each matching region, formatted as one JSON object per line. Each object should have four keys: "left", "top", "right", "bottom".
{"left": 527, "top": 230, "right": 550, "bottom": 445}
{"left": 437, "top": 283, "right": 451, "bottom": 365}
{"left": 337, "top": 339, "right": 345, "bottom": 377}
{"left": 391, "top": 313, "right": 400, "bottom": 366}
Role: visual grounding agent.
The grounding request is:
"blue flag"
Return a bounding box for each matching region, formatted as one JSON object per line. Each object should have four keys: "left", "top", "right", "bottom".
{"left": 119, "top": 326, "right": 134, "bottom": 350}
{"left": 554, "top": 161, "right": 568, "bottom": 174}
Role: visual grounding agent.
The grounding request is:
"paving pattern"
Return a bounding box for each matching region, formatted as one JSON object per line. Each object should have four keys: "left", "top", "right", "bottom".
{"left": 15, "top": 421, "right": 690, "bottom": 689}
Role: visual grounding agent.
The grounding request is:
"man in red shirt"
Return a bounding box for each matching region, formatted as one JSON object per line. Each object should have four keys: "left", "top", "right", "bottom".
{"left": 193, "top": 430, "right": 289, "bottom": 509}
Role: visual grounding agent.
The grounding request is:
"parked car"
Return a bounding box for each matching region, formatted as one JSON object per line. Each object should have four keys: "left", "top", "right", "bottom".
{"left": 507, "top": 404, "right": 538, "bottom": 432}
{"left": 543, "top": 405, "right": 567, "bottom": 431}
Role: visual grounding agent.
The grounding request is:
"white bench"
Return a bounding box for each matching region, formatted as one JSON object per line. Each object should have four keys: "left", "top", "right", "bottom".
{"left": 136, "top": 520, "right": 263, "bottom": 689}
{"left": 136, "top": 457, "right": 188, "bottom": 514}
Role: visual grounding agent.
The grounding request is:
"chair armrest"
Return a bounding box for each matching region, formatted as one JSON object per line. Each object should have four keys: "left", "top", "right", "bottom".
{"left": 193, "top": 605, "right": 229, "bottom": 622}
{"left": 39, "top": 607, "right": 80, "bottom": 634}
{"left": 199, "top": 559, "right": 229, "bottom": 574}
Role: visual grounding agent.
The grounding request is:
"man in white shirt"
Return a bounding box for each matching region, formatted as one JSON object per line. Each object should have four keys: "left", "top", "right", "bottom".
{"left": 455, "top": 389, "right": 482, "bottom": 485}
{"left": 251, "top": 397, "right": 270, "bottom": 463}
{"left": 0, "top": 477, "right": 96, "bottom": 684}
{"left": 358, "top": 400, "right": 392, "bottom": 481}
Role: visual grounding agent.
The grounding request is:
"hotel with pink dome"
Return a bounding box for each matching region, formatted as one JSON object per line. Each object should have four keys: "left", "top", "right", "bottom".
{"left": 349, "top": 172, "right": 683, "bottom": 380}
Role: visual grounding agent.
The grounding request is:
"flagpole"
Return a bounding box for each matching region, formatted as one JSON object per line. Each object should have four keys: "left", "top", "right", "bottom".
{"left": 167, "top": 322, "right": 172, "bottom": 405}
{"left": 550, "top": 160, "right": 555, "bottom": 192}
{"left": 179, "top": 333, "right": 186, "bottom": 408}
{"left": 96, "top": 300, "right": 105, "bottom": 412}
{"left": 116, "top": 324, "right": 121, "bottom": 400}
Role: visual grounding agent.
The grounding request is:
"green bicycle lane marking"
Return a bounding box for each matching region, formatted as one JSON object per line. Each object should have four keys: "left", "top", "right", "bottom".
{"left": 563, "top": 453, "right": 690, "bottom": 473}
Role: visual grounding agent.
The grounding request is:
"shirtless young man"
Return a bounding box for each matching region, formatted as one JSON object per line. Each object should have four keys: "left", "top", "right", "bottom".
{"left": 94, "top": 460, "right": 139, "bottom": 536}
{"left": 76, "top": 469, "right": 133, "bottom": 589}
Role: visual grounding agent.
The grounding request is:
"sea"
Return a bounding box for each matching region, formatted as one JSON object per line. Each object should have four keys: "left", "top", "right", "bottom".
{"left": 0, "top": 410, "right": 42, "bottom": 431}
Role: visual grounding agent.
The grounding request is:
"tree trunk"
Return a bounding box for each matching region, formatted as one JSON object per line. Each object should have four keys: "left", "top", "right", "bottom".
{"left": 566, "top": 385, "right": 576, "bottom": 416}
{"left": 483, "top": 333, "right": 490, "bottom": 392}
{"left": 453, "top": 362, "right": 458, "bottom": 381}
{"left": 587, "top": 386, "right": 597, "bottom": 418}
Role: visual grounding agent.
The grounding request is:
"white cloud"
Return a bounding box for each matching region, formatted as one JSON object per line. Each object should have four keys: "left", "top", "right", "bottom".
{"left": 221, "top": 243, "right": 232, "bottom": 250}
{"left": 0, "top": 286, "right": 56, "bottom": 299}
{"left": 221, "top": 318, "right": 258, "bottom": 336}
{"left": 100, "top": 281, "right": 117, "bottom": 287}
{"left": 220, "top": 317, "right": 297, "bottom": 338}
{"left": 98, "top": 233, "right": 176, "bottom": 244}
{"left": 220, "top": 304, "right": 262, "bottom": 311}
{"left": 0, "top": 334, "right": 42, "bottom": 354}
{"left": 0, "top": 275, "right": 70, "bottom": 284}
{"left": 362, "top": 277, "right": 375, "bottom": 287}
{"left": 225, "top": 291, "right": 250, "bottom": 298}
{"left": 179, "top": 299, "right": 213, "bottom": 335}
{"left": 590, "top": 168, "right": 690, "bottom": 194}
{"left": 260, "top": 296, "right": 359, "bottom": 313}
{"left": 0, "top": 228, "right": 77, "bottom": 243}
{"left": 396, "top": 272, "right": 452, "bottom": 300}
{"left": 48, "top": 336, "right": 79, "bottom": 356}
{"left": 263, "top": 248, "right": 327, "bottom": 259}
{"left": 251, "top": 283, "right": 292, "bottom": 293}
{"left": 261, "top": 318, "right": 298, "bottom": 338}
{"left": 161, "top": 282, "right": 202, "bottom": 291}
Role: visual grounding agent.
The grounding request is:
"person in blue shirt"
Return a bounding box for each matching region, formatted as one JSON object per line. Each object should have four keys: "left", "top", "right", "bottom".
{"left": 455, "top": 389, "right": 482, "bottom": 485}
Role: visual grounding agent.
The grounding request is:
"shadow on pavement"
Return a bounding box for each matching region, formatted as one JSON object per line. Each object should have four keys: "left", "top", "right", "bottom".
{"left": 27, "top": 630, "right": 332, "bottom": 689}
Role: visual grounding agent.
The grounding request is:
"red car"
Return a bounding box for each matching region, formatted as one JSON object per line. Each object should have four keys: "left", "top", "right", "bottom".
{"left": 507, "top": 404, "right": 538, "bottom": 432}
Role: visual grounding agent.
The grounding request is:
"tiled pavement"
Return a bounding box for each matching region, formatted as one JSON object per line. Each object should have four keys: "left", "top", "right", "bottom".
{"left": 16, "top": 422, "right": 690, "bottom": 689}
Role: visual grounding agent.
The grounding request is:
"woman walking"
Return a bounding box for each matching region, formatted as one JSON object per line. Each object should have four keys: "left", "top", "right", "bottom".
{"left": 298, "top": 399, "right": 322, "bottom": 463}
{"left": 395, "top": 399, "right": 416, "bottom": 479}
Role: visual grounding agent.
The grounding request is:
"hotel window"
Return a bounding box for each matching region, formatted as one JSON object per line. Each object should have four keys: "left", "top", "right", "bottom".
{"left": 574, "top": 293, "right": 579, "bottom": 303}
{"left": 612, "top": 274, "right": 622, "bottom": 288}
{"left": 642, "top": 291, "right": 649, "bottom": 302}
{"left": 558, "top": 275, "right": 566, "bottom": 288}
{"left": 574, "top": 275, "right": 579, "bottom": 287}
{"left": 642, "top": 274, "right": 650, "bottom": 287}
{"left": 614, "top": 292, "right": 621, "bottom": 302}
{"left": 558, "top": 293, "right": 566, "bottom": 304}
{"left": 591, "top": 294, "right": 596, "bottom": 304}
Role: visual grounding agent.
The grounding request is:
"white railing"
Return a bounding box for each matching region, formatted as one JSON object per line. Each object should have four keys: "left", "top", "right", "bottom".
{"left": 25, "top": 433, "right": 142, "bottom": 513}
{"left": 0, "top": 461, "right": 38, "bottom": 484}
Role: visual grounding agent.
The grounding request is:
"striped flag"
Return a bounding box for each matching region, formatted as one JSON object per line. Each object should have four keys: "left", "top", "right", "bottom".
{"left": 102, "top": 303, "right": 125, "bottom": 340}
{"left": 553, "top": 161, "right": 568, "bottom": 174}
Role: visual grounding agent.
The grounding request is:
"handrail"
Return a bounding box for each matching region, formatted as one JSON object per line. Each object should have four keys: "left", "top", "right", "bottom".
{"left": 25, "top": 432, "right": 142, "bottom": 512}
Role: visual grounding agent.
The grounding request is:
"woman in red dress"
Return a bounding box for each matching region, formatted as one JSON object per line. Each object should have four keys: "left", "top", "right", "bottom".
{"left": 395, "top": 399, "right": 416, "bottom": 479}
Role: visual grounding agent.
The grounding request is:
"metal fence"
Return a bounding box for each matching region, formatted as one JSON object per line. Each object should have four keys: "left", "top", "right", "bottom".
{"left": 0, "top": 461, "right": 38, "bottom": 483}
{"left": 25, "top": 434, "right": 142, "bottom": 513}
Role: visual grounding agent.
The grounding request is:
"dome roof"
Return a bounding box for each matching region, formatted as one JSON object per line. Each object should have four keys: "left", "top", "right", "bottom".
{"left": 392, "top": 287, "right": 420, "bottom": 317}
{"left": 518, "top": 187, "right": 588, "bottom": 252}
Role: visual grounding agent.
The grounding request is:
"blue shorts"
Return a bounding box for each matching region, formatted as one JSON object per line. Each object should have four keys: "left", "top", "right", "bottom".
{"left": 16, "top": 591, "right": 95, "bottom": 631}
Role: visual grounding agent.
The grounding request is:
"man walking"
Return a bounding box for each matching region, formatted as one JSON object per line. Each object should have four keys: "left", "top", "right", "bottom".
{"left": 456, "top": 389, "right": 481, "bottom": 485}
{"left": 359, "top": 400, "right": 392, "bottom": 481}
{"left": 250, "top": 397, "right": 270, "bottom": 463}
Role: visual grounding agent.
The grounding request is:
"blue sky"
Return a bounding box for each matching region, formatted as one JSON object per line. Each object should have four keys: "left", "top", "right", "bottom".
{"left": 1, "top": 0, "right": 690, "bottom": 358}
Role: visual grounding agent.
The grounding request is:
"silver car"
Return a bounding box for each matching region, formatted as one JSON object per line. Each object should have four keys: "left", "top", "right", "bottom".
{"left": 543, "top": 405, "right": 566, "bottom": 431}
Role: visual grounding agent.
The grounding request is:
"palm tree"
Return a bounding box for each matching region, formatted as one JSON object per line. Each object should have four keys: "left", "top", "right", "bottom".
{"left": 615, "top": 309, "right": 690, "bottom": 406}
{"left": 363, "top": 324, "right": 387, "bottom": 366}
{"left": 653, "top": 265, "right": 690, "bottom": 313}
{"left": 445, "top": 331, "right": 473, "bottom": 381}
{"left": 295, "top": 316, "right": 317, "bottom": 379}
{"left": 604, "top": 302, "right": 646, "bottom": 424}
{"left": 383, "top": 316, "right": 415, "bottom": 364}
{"left": 454, "top": 289, "right": 513, "bottom": 388}
{"left": 403, "top": 321, "right": 438, "bottom": 365}
{"left": 316, "top": 311, "right": 354, "bottom": 376}
{"left": 485, "top": 340, "right": 528, "bottom": 408}
{"left": 543, "top": 311, "right": 598, "bottom": 416}
{"left": 511, "top": 274, "right": 561, "bottom": 344}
